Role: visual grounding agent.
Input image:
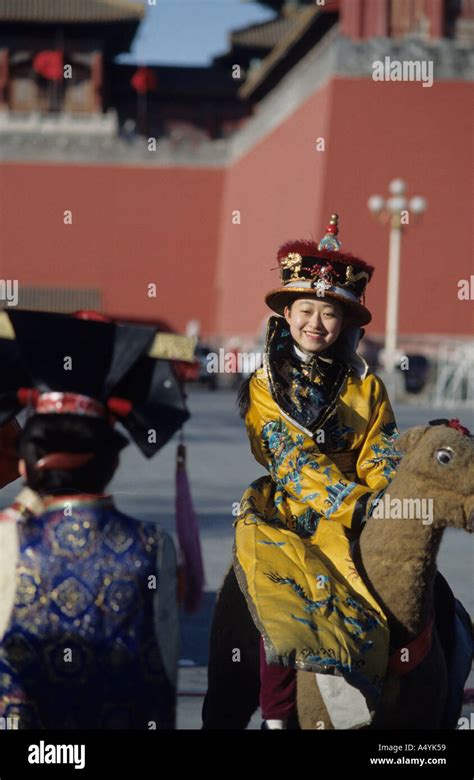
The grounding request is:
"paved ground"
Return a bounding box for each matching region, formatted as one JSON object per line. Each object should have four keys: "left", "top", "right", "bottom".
{"left": 2, "top": 386, "right": 472, "bottom": 729}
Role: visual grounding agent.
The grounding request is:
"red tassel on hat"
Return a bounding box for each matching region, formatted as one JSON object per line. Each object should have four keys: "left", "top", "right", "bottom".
{"left": 175, "top": 432, "right": 205, "bottom": 613}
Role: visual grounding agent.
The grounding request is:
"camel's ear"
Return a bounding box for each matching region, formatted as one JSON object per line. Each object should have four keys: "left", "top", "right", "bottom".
{"left": 396, "top": 425, "right": 430, "bottom": 453}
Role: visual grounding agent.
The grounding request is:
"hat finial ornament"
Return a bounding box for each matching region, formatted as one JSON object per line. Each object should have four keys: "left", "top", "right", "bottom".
{"left": 318, "top": 213, "right": 341, "bottom": 252}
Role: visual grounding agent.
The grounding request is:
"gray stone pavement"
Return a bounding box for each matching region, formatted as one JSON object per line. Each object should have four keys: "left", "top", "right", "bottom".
{"left": 1, "top": 386, "right": 472, "bottom": 729}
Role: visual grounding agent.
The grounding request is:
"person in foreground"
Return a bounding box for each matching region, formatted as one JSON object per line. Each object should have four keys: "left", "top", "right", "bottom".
{"left": 233, "top": 214, "right": 468, "bottom": 729}
{"left": 0, "top": 310, "right": 189, "bottom": 729}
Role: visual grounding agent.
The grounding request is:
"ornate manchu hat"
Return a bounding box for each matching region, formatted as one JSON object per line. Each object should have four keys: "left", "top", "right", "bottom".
{"left": 265, "top": 214, "right": 375, "bottom": 326}
{"left": 0, "top": 309, "right": 193, "bottom": 458}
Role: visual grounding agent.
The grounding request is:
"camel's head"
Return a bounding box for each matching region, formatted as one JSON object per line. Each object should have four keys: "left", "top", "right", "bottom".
{"left": 394, "top": 418, "right": 474, "bottom": 532}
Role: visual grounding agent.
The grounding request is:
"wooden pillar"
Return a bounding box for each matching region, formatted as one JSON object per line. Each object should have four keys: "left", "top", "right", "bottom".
{"left": 363, "top": 0, "right": 390, "bottom": 37}
{"left": 426, "top": 0, "right": 444, "bottom": 38}
{"left": 390, "top": 0, "right": 437, "bottom": 38}
{"left": 91, "top": 51, "right": 103, "bottom": 113}
{"left": 340, "top": 0, "right": 364, "bottom": 39}
{"left": 0, "top": 49, "right": 9, "bottom": 109}
{"left": 341, "top": 0, "right": 390, "bottom": 39}
{"left": 391, "top": 0, "right": 415, "bottom": 38}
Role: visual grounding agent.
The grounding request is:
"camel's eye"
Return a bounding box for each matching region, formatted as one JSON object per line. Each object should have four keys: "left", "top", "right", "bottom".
{"left": 436, "top": 447, "right": 454, "bottom": 465}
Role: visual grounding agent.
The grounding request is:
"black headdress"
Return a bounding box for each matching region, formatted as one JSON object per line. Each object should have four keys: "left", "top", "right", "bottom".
{"left": 0, "top": 310, "right": 192, "bottom": 457}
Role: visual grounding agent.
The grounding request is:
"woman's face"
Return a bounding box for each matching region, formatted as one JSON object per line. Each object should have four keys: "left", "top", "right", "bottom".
{"left": 284, "top": 297, "right": 345, "bottom": 354}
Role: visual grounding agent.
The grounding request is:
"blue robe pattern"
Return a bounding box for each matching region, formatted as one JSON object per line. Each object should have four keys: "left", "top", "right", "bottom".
{"left": 0, "top": 496, "right": 175, "bottom": 729}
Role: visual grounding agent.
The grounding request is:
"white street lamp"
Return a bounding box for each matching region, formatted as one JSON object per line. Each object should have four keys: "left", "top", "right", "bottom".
{"left": 388, "top": 178, "right": 407, "bottom": 196}
{"left": 367, "top": 180, "right": 427, "bottom": 388}
{"left": 367, "top": 195, "right": 385, "bottom": 214}
{"left": 409, "top": 196, "right": 428, "bottom": 215}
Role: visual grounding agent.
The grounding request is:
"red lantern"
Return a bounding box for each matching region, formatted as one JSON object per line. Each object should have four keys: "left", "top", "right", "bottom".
{"left": 130, "top": 67, "right": 157, "bottom": 95}
{"left": 33, "top": 50, "right": 63, "bottom": 82}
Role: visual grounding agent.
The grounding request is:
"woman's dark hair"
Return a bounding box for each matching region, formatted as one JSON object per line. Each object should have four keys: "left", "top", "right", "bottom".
{"left": 18, "top": 414, "right": 128, "bottom": 496}
{"left": 237, "top": 374, "right": 253, "bottom": 419}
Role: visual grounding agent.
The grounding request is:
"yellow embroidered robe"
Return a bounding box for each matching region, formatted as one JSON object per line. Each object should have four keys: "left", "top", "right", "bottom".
{"left": 233, "top": 323, "right": 401, "bottom": 699}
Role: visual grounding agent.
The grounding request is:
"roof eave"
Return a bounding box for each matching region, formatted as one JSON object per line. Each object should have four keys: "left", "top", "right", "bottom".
{"left": 238, "top": 5, "right": 322, "bottom": 101}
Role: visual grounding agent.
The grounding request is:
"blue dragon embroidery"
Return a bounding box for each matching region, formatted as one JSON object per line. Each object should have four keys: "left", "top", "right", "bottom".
{"left": 264, "top": 572, "right": 381, "bottom": 650}
{"left": 362, "top": 420, "right": 403, "bottom": 479}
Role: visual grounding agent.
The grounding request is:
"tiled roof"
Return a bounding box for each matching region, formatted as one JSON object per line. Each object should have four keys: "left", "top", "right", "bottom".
{"left": 0, "top": 0, "right": 144, "bottom": 23}
{"left": 240, "top": 5, "right": 323, "bottom": 99}
{"left": 231, "top": 16, "right": 299, "bottom": 50}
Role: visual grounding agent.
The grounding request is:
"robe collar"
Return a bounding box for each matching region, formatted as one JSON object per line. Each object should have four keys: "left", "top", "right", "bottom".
{"left": 263, "top": 316, "right": 350, "bottom": 436}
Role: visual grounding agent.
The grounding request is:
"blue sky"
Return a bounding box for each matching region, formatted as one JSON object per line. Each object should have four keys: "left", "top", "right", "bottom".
{"left": 117, "top": 0, "right": 276, "bottom": 66}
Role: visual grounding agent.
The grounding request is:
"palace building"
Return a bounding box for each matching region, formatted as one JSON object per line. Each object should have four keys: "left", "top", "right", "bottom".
{"left": 0, "top": 0, "right": 472, "bottom": 352}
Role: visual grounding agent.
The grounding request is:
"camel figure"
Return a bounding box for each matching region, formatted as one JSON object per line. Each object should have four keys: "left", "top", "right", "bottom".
{"left": 203, "top": 423, "right": 474, "bottom": 729}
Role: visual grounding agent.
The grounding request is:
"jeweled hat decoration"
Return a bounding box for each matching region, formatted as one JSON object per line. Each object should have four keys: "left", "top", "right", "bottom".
{"left": 317, "top": 212, "right": 342, "bottom": 252}
{"left": 265, "top": 213, "right": 375, "bottom": 326}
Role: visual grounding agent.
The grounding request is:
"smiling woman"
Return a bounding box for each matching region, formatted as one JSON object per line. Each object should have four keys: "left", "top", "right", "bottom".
{"left": 283, "top": 297, "right": 345, "bottom": 355}
{"left": 230, "top": 213, "right": 403, "bottom": 729}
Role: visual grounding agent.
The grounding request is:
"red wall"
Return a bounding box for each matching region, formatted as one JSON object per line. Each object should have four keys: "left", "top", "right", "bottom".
{"left": 0, "top": 76, "right": 471, "bottom": 342}
{"left": 0, "top": 163, "right": 225, "bottom": 334}
{"left": 215, "top": 81, "right": 334, "bottom": 342}
{"left": 215, "top": 77, "right": 473, "bottom": 341}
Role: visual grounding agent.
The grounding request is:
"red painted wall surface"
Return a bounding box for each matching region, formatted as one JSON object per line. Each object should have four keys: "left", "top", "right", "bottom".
{"left": 0, "top": 78, "right": 471, "bottom": 342}
{"left": 0, "top": 163, "right": 225, "bottom": 334}
{"left": 215, "top": 80, "right": 333, "bottom": 342}
{"left": 215, "top": 77, "right": 473, "bottom": 341}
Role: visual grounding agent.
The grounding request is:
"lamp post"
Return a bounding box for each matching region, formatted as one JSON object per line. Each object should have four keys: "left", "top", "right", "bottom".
{"left": 368, "top": 180, "right": 427, "bottom": 392}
